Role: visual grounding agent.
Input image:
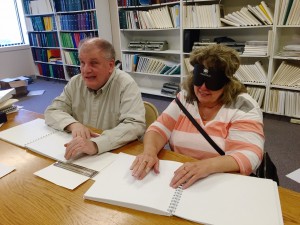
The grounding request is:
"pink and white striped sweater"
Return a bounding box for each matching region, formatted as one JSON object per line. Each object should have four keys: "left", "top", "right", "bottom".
{"left": 147, "top": 91, "right": 264, "bottom": 175}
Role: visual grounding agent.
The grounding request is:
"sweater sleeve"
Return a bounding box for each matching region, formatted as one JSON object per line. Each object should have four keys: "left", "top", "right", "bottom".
{"left": 225, "top": 94, "right": 265, "bottom": 175}
{"left": 44, "top": 76, "right": 78, "bottom": 131}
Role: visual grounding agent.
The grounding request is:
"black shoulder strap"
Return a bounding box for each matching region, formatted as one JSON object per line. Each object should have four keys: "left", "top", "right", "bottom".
{"left": 175, "top": 97, "right": 225, "bottom": 156}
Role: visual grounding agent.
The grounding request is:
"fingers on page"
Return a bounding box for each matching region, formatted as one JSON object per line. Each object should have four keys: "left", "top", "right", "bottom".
{"left": 130, "top": 158, "right": 139, "bottom": 170}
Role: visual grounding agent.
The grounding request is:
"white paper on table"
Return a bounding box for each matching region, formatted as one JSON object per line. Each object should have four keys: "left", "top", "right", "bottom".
{"left": 0, "top": 163, "right": 16, "bottom": 178}
{"left": 33, "top": 152, "right": 117, "bottom": 189}
{"left": 286, "top": 168, "right": 300, "bottom": 183}
{"left": 34, "top": 164, "right": 89, "bottom": 190}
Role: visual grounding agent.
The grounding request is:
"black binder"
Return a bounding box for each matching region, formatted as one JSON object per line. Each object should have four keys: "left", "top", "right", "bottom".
{"left": 183, "top": 30, "right": 200, "bottom": 53}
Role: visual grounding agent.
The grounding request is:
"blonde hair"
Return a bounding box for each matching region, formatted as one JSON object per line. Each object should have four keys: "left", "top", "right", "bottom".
{"left": 183, "top": 44, "right": 247, "bottom": 104}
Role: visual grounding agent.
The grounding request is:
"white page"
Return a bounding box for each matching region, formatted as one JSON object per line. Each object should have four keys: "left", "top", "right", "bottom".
{"left": 0, "top": 118, "right": 56, "bottom": 147}
{"left": 0, "top": 163, "right": 16, "bottom": 178}
{"left": 174, "top": 173, "right": 283, "bottom": 225}
{"left": 34, "top": 164, "right": 89, "bottom": 190}
{"left": 25, "top": 132, "right": 112, "bottom": 164}
{"left": 26, "top": 130, "right": 72, "bottom": 162}
{"left": 84, "top": 153, "right": 182, "bottom": 216}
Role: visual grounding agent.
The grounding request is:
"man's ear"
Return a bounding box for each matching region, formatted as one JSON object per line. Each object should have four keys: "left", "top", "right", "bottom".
{"left": 108, "top": 59, "right": 115, "bottom": 73}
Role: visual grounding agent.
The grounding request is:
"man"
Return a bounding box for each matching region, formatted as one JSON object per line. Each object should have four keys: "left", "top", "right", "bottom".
{"left": 45, "top": 37, "right": 146, "bottom": 160}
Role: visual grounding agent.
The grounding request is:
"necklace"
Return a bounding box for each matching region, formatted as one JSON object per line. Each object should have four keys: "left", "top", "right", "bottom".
{"left": 199, "top": 103, "right": 221, "bottom": 121}
{"left": 201, "top": 112, "right": 208, "bottom": 120}
{"left": 200, "top": 110, "right": 211, "bottom": 120}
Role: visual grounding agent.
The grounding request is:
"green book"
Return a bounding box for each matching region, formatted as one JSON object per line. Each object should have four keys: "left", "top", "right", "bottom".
{"left": 119, "top": 9, "right": 127, "bottom": 29}
{"left": 159, "top": 65, "right": 172, "bottom": 74}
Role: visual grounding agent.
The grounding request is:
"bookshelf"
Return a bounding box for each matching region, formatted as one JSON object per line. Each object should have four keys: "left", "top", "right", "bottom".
{"left": 267, "top": 0, "right": 300, "bottom": 119}
{"left": 117, "top": 1, "right": 181, "bottom": 98}
{"left": 22, "top": 0, "right": 112, "bottom": 81}
{"left": 116, "top": 0, "right": 300, "bottom": 119}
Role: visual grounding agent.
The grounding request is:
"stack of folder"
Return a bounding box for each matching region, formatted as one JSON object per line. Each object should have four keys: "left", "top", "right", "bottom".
{"left": 0, "top": 88, "right": 19, "bottom": 114}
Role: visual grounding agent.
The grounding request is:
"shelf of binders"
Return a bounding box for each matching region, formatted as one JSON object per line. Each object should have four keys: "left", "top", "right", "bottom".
{"left": 23, "top": 0, "right": 112, "bottom": 81}
{"left": 267, "top": 58, "right": 300, "bottom": 118}
{"left": 266, "top": 4, "right": 300, "bottom": 118}
{"left": 56, "top": 7, "right": 98, "bottom": 79}
{"left": 23, "top": 0, "right": 61, "bottom": 79}
{"left": 22, "top": 0, "right": 65, "bottom": 80}
{"left": 123, "top": 50, "right": 181, "bottom": 98}
{"left": 117, "top": 1, "right": 181, "bottom": 98}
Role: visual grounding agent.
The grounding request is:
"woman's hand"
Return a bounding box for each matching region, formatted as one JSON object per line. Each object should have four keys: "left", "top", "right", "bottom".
{"left": 130, "top": 153, "right": 160, "bottom": 180}
{"left": 170, "top": 161, "right": 210, "bottom": 189}
{"left": 130, "top": 131, "right": 166, "bottom": 180}
{"left": 170, "top": 156, "right": 240, "bottom": 189}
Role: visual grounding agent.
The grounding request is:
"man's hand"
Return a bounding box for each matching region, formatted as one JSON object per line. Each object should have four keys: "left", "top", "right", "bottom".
{"left": 64, "top": 137, "right": 98, "bottom": 160}
{"left": 66, "top": 122, "right": 99, "bottom": 139}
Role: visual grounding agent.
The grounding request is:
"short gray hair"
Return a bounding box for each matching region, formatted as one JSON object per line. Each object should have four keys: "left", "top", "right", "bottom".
{"left": 78, "top": 37, "right": 116, "bottom": 60}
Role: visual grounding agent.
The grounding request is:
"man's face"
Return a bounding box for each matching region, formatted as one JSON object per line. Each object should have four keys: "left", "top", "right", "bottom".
{"left": 79, "top": 48, "right": 114, "bottom": 90}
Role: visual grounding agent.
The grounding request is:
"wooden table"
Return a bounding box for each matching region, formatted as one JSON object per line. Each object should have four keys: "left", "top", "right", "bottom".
{"left": 0, "top": 109, "right": 299, "bottom": 225}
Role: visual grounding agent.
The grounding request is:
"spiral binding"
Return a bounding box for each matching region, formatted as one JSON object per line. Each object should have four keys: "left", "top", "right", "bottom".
{"left": 167, "top": 184, "right": 183, "bottom": 216}
{"left": 25, "top": 129, "right": 58, "bottom": 146}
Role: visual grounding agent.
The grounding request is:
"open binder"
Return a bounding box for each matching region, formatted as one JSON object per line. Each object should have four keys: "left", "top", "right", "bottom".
{"left": 84, "top": 153, "right": 283, "bottom": 225}
{"left": 0, "top": 118, "right": 75, "bottom": 162}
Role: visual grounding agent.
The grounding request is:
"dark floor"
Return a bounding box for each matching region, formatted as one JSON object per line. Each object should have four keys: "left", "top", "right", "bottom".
{"left": 15, "top": 77, "right": 300, "bottom": 193}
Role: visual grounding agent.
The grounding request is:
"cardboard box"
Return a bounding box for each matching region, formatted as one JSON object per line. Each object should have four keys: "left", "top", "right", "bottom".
{"left": 0, "top": 78, "right": 28, "bottom": 97}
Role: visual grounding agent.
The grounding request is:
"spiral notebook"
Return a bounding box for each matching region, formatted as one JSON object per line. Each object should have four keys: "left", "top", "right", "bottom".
{"left": 0, "top": 118, "right": 72, "bottom": 162}
{"left": 84, "top": 153, "right": 283, "bottom": 225}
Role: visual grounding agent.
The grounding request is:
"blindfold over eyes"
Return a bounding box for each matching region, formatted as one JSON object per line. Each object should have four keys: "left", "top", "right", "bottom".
{"left": 193, "top": 64, "right": 229, "bottom": 91}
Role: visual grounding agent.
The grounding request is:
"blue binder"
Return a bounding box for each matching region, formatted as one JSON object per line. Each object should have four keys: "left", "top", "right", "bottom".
{"left": 139, "top": 0, "right": 151, "bottom": 5}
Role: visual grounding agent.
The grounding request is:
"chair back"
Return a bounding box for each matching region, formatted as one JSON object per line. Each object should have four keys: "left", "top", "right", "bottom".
{"left": 144, "top": 101, "right": 159, "bottom": 129}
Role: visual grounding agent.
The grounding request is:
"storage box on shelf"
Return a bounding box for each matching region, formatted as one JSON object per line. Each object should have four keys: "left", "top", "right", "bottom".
{"left": 23, "top": 0, "right": 112, "bottom": 81}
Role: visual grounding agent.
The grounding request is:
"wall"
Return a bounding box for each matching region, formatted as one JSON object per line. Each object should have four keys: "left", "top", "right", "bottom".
{"left": 0, "top": 45, "right": 36, "bottom": 79}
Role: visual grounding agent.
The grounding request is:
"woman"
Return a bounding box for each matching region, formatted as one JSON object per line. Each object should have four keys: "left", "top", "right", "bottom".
{"left": 130, "top": 44, "right": 264, "bottom": 189}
